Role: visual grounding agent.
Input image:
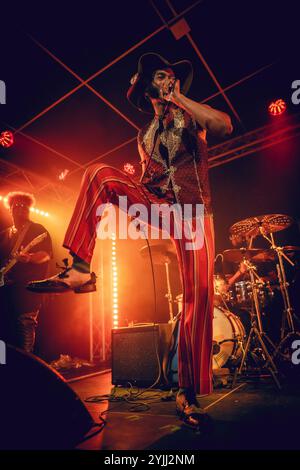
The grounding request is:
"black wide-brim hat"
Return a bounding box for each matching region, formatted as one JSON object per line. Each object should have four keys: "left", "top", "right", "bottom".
{"left": 127, "top": 52, "right": 193, "bottom": 113}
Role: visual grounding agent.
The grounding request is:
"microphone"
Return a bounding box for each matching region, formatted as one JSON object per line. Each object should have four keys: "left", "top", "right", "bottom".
{"left": 160, "top": 79, "right": 176, "bottom": 102}
{"left": 166, "top": 79, "right": 176, "bottom": 101}
{"left": 168, "top": 79, "right": 176, "bottom": 94}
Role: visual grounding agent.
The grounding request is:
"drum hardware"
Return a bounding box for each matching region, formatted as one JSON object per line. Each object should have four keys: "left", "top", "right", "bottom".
{"left": 232, "top": 256, "right": 281, "bottom": 390}
{"left": 222, "top": 247, "right": 275, "bottom": 309}
{"left": 214, "top": 254, "right": 233, "bottom": 310}
{"left": 258, "top": 228, "right": 296, "bottom": 340}
{"left": 220, "top": 213, "right": 299, "bottom": 387}
{"left": 213, "top": 274, "right": 233, "bottom": 310}
{"left": 164, "top": 260, "right": 174, "bottom": 322}
{"left": 218, "top": 337, "right": 245, "bottom": 364}
{"left": 140, "top": 243, "right": 177, "bottom": 323}
{"left": 232, "top": 280, "right": 274, "bottom": 309}
{"left": 256, "top": 229, "right": 300, "bottom": 367}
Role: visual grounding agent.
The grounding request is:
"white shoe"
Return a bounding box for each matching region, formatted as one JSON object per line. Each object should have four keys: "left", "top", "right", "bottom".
{"left": 27, "top": 266, "right": 97, "bottom": 294}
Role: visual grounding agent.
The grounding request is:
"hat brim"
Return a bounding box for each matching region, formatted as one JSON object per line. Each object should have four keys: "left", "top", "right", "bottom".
{"left": 127, "top": 53, "right": 193, "bottom": 113}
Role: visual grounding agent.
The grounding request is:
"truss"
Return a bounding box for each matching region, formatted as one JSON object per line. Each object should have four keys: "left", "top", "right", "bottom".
{"left": 208, "top": 117, "right": 300, "bottom": 168}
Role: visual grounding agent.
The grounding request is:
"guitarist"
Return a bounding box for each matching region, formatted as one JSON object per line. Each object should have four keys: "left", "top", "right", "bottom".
{"left": 0, "top": 192, "right": 52, "bottom": 352}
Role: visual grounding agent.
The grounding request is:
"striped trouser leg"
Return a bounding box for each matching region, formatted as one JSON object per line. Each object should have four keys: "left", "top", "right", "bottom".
{"left": 63, "top": 163, "right": 155, "bottom": 263}
{"left": 171, "top": 215, "right": 215, "bottom": 395}
{"left": 64, "top": 162, "right": 214, "bottom": 394}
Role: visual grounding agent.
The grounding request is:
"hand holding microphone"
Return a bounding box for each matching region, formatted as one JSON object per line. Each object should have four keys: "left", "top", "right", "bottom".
{"left": 162, "top": 79, "right": 181, "bottom": 104}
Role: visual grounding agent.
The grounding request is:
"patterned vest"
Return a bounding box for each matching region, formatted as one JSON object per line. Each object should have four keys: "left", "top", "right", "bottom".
{"left": 137, "top": 106, "right": 212, "bottom": 214}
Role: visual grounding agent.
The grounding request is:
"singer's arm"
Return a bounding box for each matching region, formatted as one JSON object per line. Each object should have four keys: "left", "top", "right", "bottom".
{"left": 169, "top": 81, "right": 233, "bottom": 137}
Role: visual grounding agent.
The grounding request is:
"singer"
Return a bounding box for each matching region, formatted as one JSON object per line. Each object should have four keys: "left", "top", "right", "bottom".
{"left": 28, "top": 53, "right": 232, "bottom": 428}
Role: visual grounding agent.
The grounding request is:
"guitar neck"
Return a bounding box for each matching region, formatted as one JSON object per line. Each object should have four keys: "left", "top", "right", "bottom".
{"left": 2, "top": 257, "right": 18, "bottom": 275}
{"left": 1, "top": 232, "right": 47, "bottom": 277}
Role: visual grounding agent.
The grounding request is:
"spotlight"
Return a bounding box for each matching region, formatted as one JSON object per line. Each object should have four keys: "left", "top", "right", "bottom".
{"left": 268, "top": 99, "right": 287, "bottom": 116}
{"left": 123, "top": 163, "right": 135, "bottom": 176}
{"left": 58, "top": 169, "right": 70, "bottom": 181}
{"left": 0, "top": 131, "right": 14, "bottom": 148}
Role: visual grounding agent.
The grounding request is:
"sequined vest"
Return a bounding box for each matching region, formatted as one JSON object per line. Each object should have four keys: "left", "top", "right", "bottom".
{"left": 137, "top": 107, "right": 212, "bottom": 214}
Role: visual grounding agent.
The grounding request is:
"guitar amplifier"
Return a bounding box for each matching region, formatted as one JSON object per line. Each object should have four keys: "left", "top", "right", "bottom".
{"left": 111, "top": 323, "right": 174, "bottom": 387}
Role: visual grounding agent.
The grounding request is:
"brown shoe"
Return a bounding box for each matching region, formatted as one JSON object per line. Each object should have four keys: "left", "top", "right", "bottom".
{"left": 176, "top": 391, "right": 208, "bottom": 429}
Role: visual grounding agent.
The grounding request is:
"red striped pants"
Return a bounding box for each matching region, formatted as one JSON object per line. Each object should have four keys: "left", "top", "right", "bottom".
{"left": 64, "top": 163, "right": 215, "bottom": 395}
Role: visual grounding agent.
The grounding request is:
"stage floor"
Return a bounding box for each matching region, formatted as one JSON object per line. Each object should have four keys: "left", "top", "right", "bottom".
{"left": 70, "top": 371, "right": 300, "bottom": 450}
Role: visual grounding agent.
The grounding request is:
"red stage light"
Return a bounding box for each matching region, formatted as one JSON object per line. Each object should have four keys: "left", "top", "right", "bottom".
{"left": 268, "top": 99, "right": 287, "bottom": 116}
{"left": 123, "top": 163, "right": 135, "bottom": 175}
{"left": 0, "top": 130, "right": 14, "bottom": 148}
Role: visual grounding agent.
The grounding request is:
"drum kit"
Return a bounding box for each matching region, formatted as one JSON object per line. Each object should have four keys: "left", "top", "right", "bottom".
{"left": 139, "top": 213, "right": 300, "bottom": 388}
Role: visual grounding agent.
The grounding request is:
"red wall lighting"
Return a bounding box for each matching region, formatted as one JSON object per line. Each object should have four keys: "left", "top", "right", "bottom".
{"left": 268, "top": 99, "right": 287, "bottom": 116}
{"left": 123, "top": 163, "right": 135, "bottom": 175}
{"left": 0, "top": 130, "right": 14, "bottom": 148}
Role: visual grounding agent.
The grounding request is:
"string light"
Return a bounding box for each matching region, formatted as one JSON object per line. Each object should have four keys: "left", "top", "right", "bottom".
{"left": 111, "top": 233, "right": 119, "bottom": 329}
{"left": 0, "top": 195, "right": 50, "bottom": 217}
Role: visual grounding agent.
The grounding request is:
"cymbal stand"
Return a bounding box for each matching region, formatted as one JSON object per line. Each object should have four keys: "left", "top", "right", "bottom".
{"left": 164, "top": 261, "right": 174, "bottom": 322}
{"left": 259, "top": 228, "right": 296, "bottom": 339}
{"left": 259, "top": 229, "right": 300, "bottom": 365}
{"left": 232, "top": 257, "right": 281, "bottom": 390}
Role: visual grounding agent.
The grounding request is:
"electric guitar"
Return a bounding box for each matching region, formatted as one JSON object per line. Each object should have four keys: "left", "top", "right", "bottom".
{"left": 0, "top": 232, "right": 47, "bottom": 287}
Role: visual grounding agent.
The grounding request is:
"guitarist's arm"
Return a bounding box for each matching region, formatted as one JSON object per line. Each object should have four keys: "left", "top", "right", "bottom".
{"left": 16, "top": 251, "right": 51, "bottom": 264}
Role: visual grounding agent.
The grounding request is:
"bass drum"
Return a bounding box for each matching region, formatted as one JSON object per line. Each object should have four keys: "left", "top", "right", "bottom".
{"left": 175, "top": 295, "right": 245, "bottom": 369}
{"left": 213, "top": 306, "right": 245, "bottom": 369}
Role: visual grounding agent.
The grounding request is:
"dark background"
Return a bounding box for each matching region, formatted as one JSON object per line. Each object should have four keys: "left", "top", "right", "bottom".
{"left": 0, "top": 0, "right": 299, "bottom": 361}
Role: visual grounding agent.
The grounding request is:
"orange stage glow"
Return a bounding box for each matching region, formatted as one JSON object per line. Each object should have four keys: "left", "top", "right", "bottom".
{"left": 268, "top": 99, "right": 287, "bottom": 116}
{"left": 0, "top": 130, "right": 14, "bottom": 148}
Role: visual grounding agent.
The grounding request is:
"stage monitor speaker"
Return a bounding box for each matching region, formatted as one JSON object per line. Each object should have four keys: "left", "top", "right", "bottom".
{"left": 0, "top": 345, "right": 94, "bottom": 449}
{"left": 112, "top": 323, "right": 174, "bottom": 387}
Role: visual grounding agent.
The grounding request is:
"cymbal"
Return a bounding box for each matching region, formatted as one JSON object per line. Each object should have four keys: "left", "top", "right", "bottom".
{"left": 229, "top": 214, "right": 294, "bottom": 239}
{"left": 282, "top": 245, "right": 300, "bottom": 254}
{"left": 139, "top": 243, "right": 176, "bottom": 265}
{"left": 252, "top": 250, "right": 276, "bottom": 262}
{"left": 223, "top": 248, "right": 275, "bottom": 264}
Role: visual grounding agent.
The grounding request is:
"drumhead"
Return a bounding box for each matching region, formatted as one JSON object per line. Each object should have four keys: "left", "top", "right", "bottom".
{"left": 213, "top": 306, "right": 245, "bottom": 369}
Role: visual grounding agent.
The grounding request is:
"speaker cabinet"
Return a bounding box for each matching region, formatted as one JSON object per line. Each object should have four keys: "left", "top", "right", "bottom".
{"left": 112, "top": 323, "right": 174, "bottom": 387}
{"left": 0, "top": 345, "right": 93, "bottom": 449}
